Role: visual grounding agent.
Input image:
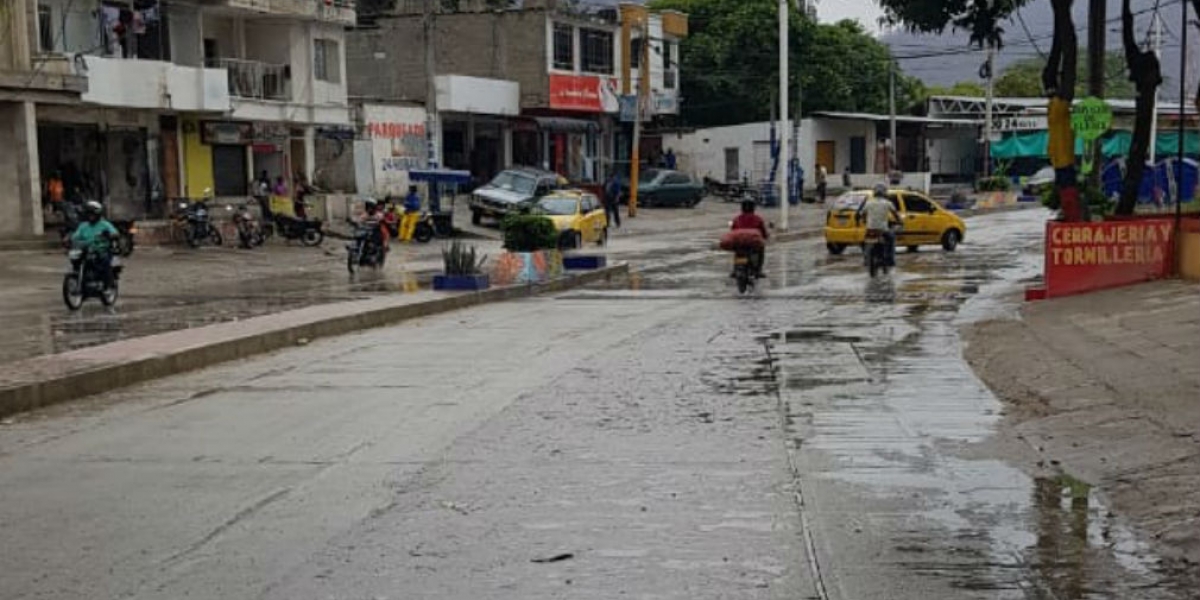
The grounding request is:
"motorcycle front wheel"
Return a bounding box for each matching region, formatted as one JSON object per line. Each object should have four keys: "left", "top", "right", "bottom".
{"left": 414, "top": 222, "right": 434, "bottom": 243}
{"left": 347, "top": 249, "right": 359, "bottom": 274}
{"left": 186, "top": 227, "right": 201, "bottom": 248}
{"left": 62, "top": 274, "right": 84, "bottom": 311}
{"left": 301, "top": 229, "right": 324, "bottom": 247}
{"left": 100, "top": 280, "right": 119, "bottom": 306}
{"left": 209, "top": 226, "right": 224, "bottom": 247}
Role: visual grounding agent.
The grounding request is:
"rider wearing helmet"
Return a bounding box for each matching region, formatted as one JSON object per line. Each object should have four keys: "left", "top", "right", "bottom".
{"left": 730, "top": 200, "right": 769, "bottom": 277}
{"left": 860, "top": 183, "right": 901, "bottom": 268}
{"left": 70, "top": 201, "right": 119, "bottom": 285}
{"left": 358, "top": 198, "right": 390, "bottom": 249}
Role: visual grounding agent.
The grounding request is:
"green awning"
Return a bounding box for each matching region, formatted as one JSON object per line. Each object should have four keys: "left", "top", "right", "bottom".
{"left": 991, "top": 130, "right": 1200, "bottom": 159}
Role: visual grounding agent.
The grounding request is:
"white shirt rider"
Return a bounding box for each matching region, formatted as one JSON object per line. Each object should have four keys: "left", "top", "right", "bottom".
{"left": 863, "top": 190, "right": 897, "bottom": 231}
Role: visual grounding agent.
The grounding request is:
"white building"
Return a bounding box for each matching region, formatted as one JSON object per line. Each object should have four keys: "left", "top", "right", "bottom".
{"left": 31, "top": 0, "right": 354, "bottom": 221}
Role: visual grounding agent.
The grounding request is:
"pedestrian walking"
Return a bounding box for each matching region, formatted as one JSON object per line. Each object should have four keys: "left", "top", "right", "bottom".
{"left": 604, "top": 172, "right": 622, "bottom": 229}
{"left": 664, "top": 148, "right": 677, "bottom": 170}
{"left": 816, "top": 164, "right": 828, "bottom": 203}
{"left": 842, "top": 166, "right": 852, "bottom": 189}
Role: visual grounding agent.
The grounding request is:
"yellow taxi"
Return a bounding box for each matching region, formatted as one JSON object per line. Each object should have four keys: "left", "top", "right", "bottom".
{"left": 823, "top": 188, "right": 966, "bottom": 254}
{"left": 534, "top": 190, "right": 609, "bottom": 248}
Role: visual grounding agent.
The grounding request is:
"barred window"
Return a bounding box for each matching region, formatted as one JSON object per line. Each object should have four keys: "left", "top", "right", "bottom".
{"left": 314, "top": 39, "right": 340, "bottom": 83}
{"left": 553, "top": 23, "right": 574, "bottom": 71}
{"left": 580, "top": 28, "right": 613, "bottom": 75}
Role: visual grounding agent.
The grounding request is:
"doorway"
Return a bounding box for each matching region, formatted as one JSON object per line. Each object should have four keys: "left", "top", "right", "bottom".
{"left": 723, "top": 147, "right": 739, "bottom": 182}
{"left": 816, "top": 140, "right": 836, "bottom": 173}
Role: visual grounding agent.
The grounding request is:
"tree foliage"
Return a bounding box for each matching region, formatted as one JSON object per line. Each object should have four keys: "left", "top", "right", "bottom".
{"left": 994, "top": 50, "right": 1136, "bottom": 99}
{"left": 649, "top": 0, "right": 922, "bottom": 127}
{"left": 876, "top": 0, "right": 1034, "bottom": 49}
{"left": 925, "top": 81, "right": 987, "bottom": 97}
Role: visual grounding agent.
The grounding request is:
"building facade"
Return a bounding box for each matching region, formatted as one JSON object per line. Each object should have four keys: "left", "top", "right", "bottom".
{"left": 347, "top": 0, "right": 686, "bottom": 186}
{"left": 17, "top": 0, "right": 354, "bottom": 231}
{"left": 1, "top": 0, "right": 87, "bottom": 240}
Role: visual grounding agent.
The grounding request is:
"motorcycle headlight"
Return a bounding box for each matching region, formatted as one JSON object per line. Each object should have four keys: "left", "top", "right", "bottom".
{"left": 68, "top": 249, "right": 82, "bottom": 260}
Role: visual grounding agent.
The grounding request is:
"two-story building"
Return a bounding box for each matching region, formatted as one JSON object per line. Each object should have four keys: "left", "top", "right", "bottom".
{"left": 27, "top": 0, "right": 354, "bottom": 223}
{"left": 347, "top": 0, "right": 685, "bottom": 188}
{"left": 1, "top": 0, "right": 87, "bottom": 240}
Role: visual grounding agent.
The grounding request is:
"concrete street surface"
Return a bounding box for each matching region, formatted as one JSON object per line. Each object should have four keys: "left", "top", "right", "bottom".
{"left": 1, "top": 207, "right": 1191, "bottom": 599}
{"left": 0, "top": 201, "right": 821, "bottom": 366}
{"left": 965, "top": 280, "right": 1200, "bottom": 586}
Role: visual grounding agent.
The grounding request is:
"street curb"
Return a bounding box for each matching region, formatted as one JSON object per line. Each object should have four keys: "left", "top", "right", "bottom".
{"left": 0, "top": 264, "right": 628, "bottom": 419}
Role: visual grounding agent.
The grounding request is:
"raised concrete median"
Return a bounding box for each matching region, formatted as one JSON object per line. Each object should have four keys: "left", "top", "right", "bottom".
{"left": 0, "top": 264, "right": 627, "bottom": 418}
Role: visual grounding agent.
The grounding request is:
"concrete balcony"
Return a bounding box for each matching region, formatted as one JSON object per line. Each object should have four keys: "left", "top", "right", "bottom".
{"left": 79, "top": 56, "right": 230, "bottom": 112}
{"left": 198, "top": 0, "right": 355, "bottom": 26}
{"left": 212, "top": 59, "right": 291, "bottom": 101}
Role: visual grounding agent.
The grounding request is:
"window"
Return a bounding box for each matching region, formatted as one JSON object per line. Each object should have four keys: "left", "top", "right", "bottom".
{"left": 552, "top": 23, "right": 574, "bottom": 71}
{"left": 630, "top": 37, "right": 643, "bottom": 69}
{"left": 314, "top": 39, "right": 340, "bottom": 83}
{"left": 664, "top": 174, "right": 689, "bottom": 185}
{"left": 37, "top": 4, "right": 53, "bottom": 52}
{"left": 580, "top": 28, "right": 613, "bottom": 75}
{"left": 903, "top": 195, "right": 935, "bottom": 213}
{"left": 663, "top": 41, "right": 676, "bottom": 89}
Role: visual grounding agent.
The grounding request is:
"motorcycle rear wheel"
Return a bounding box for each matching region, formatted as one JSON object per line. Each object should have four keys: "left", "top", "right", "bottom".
{"left": 301, "top": 229, "right": 324, "bottom": 247}
{"left": 62, "top": 274, "right": 84, "bottom": 311}
{"left": 414, "top": 222, "right": 434, "bottom": 243}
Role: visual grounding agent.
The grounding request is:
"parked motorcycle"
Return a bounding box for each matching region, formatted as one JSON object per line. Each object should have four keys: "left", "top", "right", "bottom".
{"left": 265, "top": 212, "right": 324, "bottom": 246}
{"left": 111, "top": 220, "right": 136, "bottom": 257}
{"left": 177, "top": 200, "right": 223, "bottom": 248}
{"left": 346, "top": 224, "right": 387, "bottom": 274}
{"left": 230, "top": 203, "right": 265, "bottom": 249}
{"left": 413, "top": 212, "right": 454, "bottom": 243}
{"left": 62, "top": 245, "right": 121, "bottom": 310}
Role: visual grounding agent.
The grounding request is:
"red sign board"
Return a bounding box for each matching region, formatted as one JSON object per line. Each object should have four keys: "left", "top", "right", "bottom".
{"left": 1044, "top": 219, "right": 1175, "bottom": 297}
{"left": 549, "top": 74, "right": 618, "bottom": 113}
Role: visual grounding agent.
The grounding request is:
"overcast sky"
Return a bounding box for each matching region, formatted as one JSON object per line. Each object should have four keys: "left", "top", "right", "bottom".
{"left": 816, "top": 0, "right": 886, "bottom": 34}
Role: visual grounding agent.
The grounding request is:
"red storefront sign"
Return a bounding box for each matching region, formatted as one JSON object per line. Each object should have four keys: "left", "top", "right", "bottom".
{"left": 549, "top": 74, "right": 618, "bottom": 112}
{"left": 1043, "top": 219, "right": 1175, "bottom": 297}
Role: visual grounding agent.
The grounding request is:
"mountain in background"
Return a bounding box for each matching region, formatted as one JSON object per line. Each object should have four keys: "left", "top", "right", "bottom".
{"left": 881, "top": 0, "right": 1195, "bottom": 100}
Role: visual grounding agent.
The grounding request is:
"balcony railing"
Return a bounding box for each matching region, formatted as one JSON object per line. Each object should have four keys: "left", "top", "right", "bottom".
{"left": 211, "top": 58, "right": 289, "bottom": 101}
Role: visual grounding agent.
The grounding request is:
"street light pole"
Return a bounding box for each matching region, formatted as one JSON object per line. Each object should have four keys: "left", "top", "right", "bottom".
{"left": 629, "top": 17, "right": 650, "bottom": 218}
{"left": 983, "top": 43, "right": 995, "bottom": 178}
{"left": 1177, "top": 0, "right": 1188, "bottom": 234}
{"left": 779, "top": 0, "right": 789, "bottom": 230}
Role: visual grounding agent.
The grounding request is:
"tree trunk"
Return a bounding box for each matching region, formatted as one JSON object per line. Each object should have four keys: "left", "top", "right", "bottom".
{"left": 1116, "top": 0, "right": 1163, "bottom": 216}
{"left": 1046, "top": 0, "right": 1082, "bottom": 221}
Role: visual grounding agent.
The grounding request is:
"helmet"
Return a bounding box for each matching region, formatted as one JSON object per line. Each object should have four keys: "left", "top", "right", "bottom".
{"left": 363, "top": 198, "right": 379, "bottom": 212}
{"left": 84, "top": 200, "right": 104, "bottom": 215}
{"left": 873, "top": 183, "right": 888, "bottom": 198}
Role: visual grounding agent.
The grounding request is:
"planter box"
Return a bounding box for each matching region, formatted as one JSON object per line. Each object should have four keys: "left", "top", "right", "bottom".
{"left": 563, "top": 255, "right": 607, "bottom": 270}
{"left": 433, "top": 274, "right": 491, "bottom": 291}
{"left": 491, "top": 250, "right": 564, "bottom": 285}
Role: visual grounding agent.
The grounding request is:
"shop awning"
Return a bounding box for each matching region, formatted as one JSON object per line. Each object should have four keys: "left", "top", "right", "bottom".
{"left": 991, "top": 130, "right": 1200, "bottom": 159}
{"left": 408, "top": 169, "right": 472, "bottom": 185}
{"left": 532, "top": 117, "right": 597, "bottom": 133}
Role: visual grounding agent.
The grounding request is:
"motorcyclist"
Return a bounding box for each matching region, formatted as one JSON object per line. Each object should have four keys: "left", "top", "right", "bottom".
{"left": 859, "top": 183, "right": 901, "bottom": 268}
{"left": 70, "top": 200, "right": 118, "bottom": 287}
{"left": 730, "top": 200, "right": 769, "bottom": 277}
{"left": 356, "top": 198, "right": 390, "bottom": 251}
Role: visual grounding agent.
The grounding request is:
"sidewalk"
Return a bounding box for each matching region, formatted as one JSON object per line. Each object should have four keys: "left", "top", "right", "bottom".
{"left": 964, "top": 280, "right": 1200, "bottom": 581}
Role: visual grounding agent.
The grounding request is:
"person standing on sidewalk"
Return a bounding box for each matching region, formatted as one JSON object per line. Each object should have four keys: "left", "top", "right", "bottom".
{"left": 400, "top": 186, "right": 421, "bottom": 242}
{"left": 604, "top": 172, "right": 622, "bottom": 229}
{"left": 816, "top": 164, "right": 828, "bottom": 203}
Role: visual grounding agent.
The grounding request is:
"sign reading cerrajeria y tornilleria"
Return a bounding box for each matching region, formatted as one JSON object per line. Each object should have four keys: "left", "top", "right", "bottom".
{"left": 1044, "top": 219, "right": 1175, "bottom": 297}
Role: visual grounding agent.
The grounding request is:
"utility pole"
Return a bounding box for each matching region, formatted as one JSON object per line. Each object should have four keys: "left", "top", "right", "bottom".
{"left": 889, "top": 59, "right": 897, "bottom": 173}
{"left": 422, "top": 0, "right": 441, "bottom": 211}
{"left": 779, "top": 0, "right": 789, "bottom": 230}
{"left": 1177, "top": 0, "right": 1189, "bottom": 233}
{"left": 1148, "top": 12, "right": 1163, "bottom": 165}
{"left": 628, "top": 16, "right": 650, "bottom": 218}
{"left": 983, "top": 43, "right": 995, "bottom": 178}
{"left": 1087, "top": 0, "right": 1106, "bottom": 188}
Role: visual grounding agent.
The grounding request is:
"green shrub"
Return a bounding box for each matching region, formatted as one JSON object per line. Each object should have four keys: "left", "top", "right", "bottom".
{"left": 441, "top": 241, "right": 487, "bottom": 276}
{"left": 1040, "top": 184, "right": 1113, "bottom": 217}
{"left": 976, "top": 176, "right": 1013, "bottom": 192}
{"left": 501, "top": 214, "right": 558, "bottom": 252}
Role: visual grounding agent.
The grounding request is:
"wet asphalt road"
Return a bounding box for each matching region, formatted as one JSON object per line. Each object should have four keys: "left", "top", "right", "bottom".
{"left": 0, "top": 208, "right": 1188, "bottom": 599}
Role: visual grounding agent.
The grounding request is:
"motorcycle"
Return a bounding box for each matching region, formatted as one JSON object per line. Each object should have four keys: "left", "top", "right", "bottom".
{"left": 346, "top": 223, "right": 387, "bottom": 274}
{"left": 413, "top": 212, "right": 454, "bottom": 243}
{"left": 265, "top": 211, "right": 324, "bottom": 246}
{"left": 62, "top": 244, "right": 121, "bottom": 310}
{"left": 230, "top": 203, "right": 265, "bottom": 249}
{"left": 865, "top": 227, "right": 898, "bottom": 278}
{"left": 177, "top": 200, "right": 223, "bottom": 248}
{"left": 58, "top": 204, "right": 135, "bottom": 257}
{"left": 732, "top": 248, "right": 759, "bottom": 294}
